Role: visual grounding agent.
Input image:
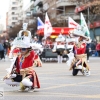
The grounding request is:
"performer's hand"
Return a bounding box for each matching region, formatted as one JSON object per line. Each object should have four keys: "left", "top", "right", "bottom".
{"left": 13, "top": 68, "right": 16, "bottom": 71}
{"left": 76, "top": 64, "right": 78, "bottom": 67}
{"left": 3, "top": 74, "right": 11, "bottom": 81}
{"left": 81, "top": 45, "right": 84, "bottom": 48}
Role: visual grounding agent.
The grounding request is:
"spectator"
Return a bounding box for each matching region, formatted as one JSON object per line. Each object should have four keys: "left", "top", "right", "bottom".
{"left": 96, "top": 42, "right": 100, "bottom": 57}
{"left": 85, "top": 43, "right": 91, "bottom": 62}
{"left": 3, "top": 40, "right": 10, "bottom": 55}
{"left": 90, "top": 40, "right": 96, "bottom": 56}
{"left": 45, "top": 38, "right": 53, "bottom": 49}
{"left": 32, "top": 36, "right": 40, "bottom": 43}
{"left": 0, "top": 42, "right": 5, "bottom": 60}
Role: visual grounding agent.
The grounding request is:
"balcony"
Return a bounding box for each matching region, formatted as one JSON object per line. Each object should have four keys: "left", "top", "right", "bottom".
{"left": 18, "top": 16, "right": 22, "bottom": 21}
{"left": 28, "top": 19, "right": 36, "bottom": 25}
{"left": 56, "top": 0, "right": 76, "bottom": 8}
{"left": 56, "top": 13, "right": 80, "bottom": 20}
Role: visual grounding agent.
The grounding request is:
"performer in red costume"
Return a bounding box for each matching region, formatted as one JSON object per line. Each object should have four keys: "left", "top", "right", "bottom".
{"left": 3, "top": 27, "right": 42, "bottom": 92}
{"left": 72, "top": 36, "right": 89, "bottom": 76}
{"left": 66, "top": 30, "right": 90, "bottom": 76}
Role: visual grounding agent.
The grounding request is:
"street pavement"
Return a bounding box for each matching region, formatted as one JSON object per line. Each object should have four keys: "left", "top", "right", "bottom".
{"left": 0, "top": 57, "right": 100, "bottom": 100}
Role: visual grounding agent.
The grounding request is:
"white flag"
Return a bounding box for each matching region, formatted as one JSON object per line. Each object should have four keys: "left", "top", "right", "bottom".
{"left": 68, "top": 17, "right": 81, "bottom": 29}
{"left": 44, "top": 12, "right": 52, "bottom": 39}
{"left": 80, "top": 13, "right": 90, "bottom": 38}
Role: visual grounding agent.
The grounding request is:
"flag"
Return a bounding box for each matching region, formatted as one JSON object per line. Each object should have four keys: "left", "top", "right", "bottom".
{"left": 68, "top": 17, "right": 81, "bottom": 29}
{"left": 37, "top": 17, "right": 44, "bottom": 30}
{"left": 44, "top": 12, "right": 52, "bottom": 39}
{"left": 80, "top": 13, "right": 90, "bottom": 38}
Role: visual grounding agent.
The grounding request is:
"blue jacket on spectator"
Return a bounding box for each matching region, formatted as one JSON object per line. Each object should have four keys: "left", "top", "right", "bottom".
{"left": 0, "top": 43, "right": 4, "bottom": 51}
{"left": 86, "top": 43, "right": 90, "bottom": 50}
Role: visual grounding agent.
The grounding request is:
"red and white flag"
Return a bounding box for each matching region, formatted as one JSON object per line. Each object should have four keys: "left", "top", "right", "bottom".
{"left": 68, "top": 17, "right": 81, "bottom": 29}
{"left": 44, "top": 12, "right": 52, "bottom": 39}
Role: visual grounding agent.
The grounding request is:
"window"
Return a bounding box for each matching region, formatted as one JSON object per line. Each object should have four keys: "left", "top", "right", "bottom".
{"left": 12, "top": 7, "right": 17, "bottom": 10}
{"left": 12, "top": 22, "right": 15, "bottom": 25}
{"left": 12, "top": 2, "right": 16, "bottom": 4}
{"left": 12, "top": 12, "right": 15, "bottom": 15}
{"left": 12, "top": 17, "right": 17, "bottom": 20}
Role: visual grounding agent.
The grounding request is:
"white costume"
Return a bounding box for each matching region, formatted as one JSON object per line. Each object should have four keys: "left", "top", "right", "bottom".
{"left": 52, "top": 34, "right": 65, "bottom": 63}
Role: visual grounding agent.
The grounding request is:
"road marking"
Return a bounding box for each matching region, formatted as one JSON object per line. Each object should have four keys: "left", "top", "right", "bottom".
{"left": 40, "top": 79, "right": 100, "bottom": 90}
{"left": 4, "top": 91, "right": 100, "bottom": 98}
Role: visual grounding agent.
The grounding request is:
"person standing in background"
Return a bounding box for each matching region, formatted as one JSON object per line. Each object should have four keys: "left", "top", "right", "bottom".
{"left": 86, "top": 43, "right": 91, "bottom": 62}
{"left": 96, "top": 42, "right": 100, "bottom": 57}
{"left": 0, "top": 42, "right": 5, "bottom": 60}
{"left": 32, "top": 36, "right": 40, "bottom": 43}
{"left": 90, "top": 40, "right": 96, "bottom": 56}
{"left": 3, "top": 40, "right": 10, "bottom": 55}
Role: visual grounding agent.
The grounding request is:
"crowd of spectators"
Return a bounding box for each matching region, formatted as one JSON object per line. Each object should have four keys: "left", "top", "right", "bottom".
{"left": 85, "top": 40, "right": 100, "bottom": 57}
{"left": 32, "top": 36, "right": 100, "bottom": 58}
{"left": 0, "top": 37, "right": 100, "bottom": 61}
{"left": 0, "top": 39, "right": 10, "bottom": 60}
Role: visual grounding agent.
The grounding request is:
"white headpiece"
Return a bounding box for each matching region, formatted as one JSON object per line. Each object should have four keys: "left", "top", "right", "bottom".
{"left": 56, "top": 34, "right": 65, "bottom": 42}
{"left": 18, "top": 30, "right": 31, "bottom": 39}
{"left": 72, "top": 29, "right": 89, "bottom": 39}
{"left": 31, "top": 42, "right": 43, "bottom": 52}
{"left": 12, "top": 36, "right": 31, "bottom": 48}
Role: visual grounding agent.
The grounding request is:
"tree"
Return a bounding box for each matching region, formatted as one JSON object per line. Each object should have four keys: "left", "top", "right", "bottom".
{"left": 8, "top": 23, "right": 22, "bottom": 38}
{"left": 83, "top": 0, "right": 100, "bottom": 41}
{"left": 70, "top": 0, "right": 100, "bottom": 40}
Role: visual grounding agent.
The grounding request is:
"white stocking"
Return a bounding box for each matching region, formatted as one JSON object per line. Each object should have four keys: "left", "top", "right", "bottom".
{"left": 21, "top": 78, "right": 33, "bottom": 87}
{"left": 60, "top": 56, "right": 63, "bottom": 63}
{"left": 57, "top": 55, "right": 60, "bottom": 63}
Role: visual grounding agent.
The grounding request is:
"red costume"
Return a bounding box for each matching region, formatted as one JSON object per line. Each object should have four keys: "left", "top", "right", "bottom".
{"left": 75, "top": 43, "right": 86, "bottom": 54}
{"left": 15, "top": 50, "right": 40, "bottom": 88}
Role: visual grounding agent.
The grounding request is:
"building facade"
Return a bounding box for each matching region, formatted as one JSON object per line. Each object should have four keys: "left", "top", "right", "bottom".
{"left": 17, "top": 0, "right": 24, "bottom": 24}
{"left": 44, "top": 0, "right": 80, "bottom": 26}
{"left": 8, "top": 0, "right": 18, "bottom": 27}
{"left": 23, "top": 0, "right": 34, "bottom": 24}
{"left": 7, "top": 0, "right": 35, "bottom": 27}
{"left": 32, "top": 0, "right": 80, "bottom": 26}
{"left": 75, "top": 0, "right": 100, "bottom": 41}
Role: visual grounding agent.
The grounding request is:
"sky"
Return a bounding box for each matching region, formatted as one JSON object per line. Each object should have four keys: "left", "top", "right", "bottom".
{"left": 0, "top": 0, "right": 31, "bottom": 30}
{"left": 0, "top": 0, "right": 10, "bottom": 30}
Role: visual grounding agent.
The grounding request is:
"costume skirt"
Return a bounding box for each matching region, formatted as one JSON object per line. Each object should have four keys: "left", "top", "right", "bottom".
{"left": 56, "top": 48, "right": 65, "bottom": 56}
{"left": 12, "top": 74, "right": 33, "bottom": 82}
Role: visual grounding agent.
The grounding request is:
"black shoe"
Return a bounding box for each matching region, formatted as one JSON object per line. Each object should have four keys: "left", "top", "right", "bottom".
{"left": 28, "top": 87, "right": 34, "bottom": 92}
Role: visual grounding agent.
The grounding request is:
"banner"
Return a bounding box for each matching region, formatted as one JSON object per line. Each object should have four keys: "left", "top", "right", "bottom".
{"left": 68, "top": 17, "right": 81, "bottom": 29}
{"left": 80, "top": 13, "right": 90, "bottom": 38}
{"left": 44, "top": 12, "right": 52, "bottom": 39}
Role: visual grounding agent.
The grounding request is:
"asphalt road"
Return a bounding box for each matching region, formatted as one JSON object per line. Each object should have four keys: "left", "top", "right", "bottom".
{"left": 0, "top": 57, "right": 100, "bottom": 100}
